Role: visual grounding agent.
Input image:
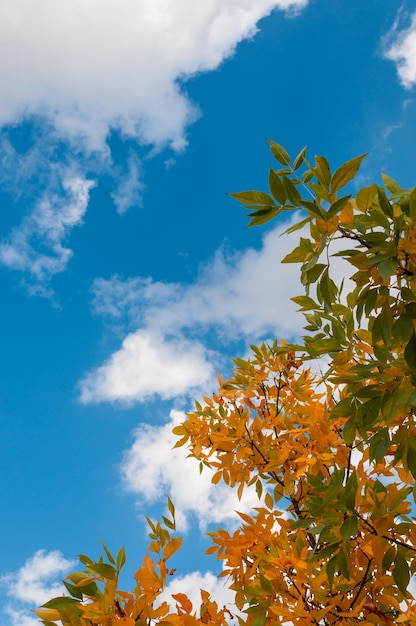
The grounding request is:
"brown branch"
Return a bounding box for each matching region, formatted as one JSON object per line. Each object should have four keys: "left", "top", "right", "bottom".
{"left": 355, "top": 511, "right": 416, "bottom": 553}
{"left": 349, "top": 557, "right": 373, "bottom": 610}
{"left": 337, "top": 225, "right": 371, "bottom": 249}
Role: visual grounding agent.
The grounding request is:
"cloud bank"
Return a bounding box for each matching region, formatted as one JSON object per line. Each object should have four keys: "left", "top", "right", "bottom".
{"left": 0, "top": 0, "right": 307, "bottom": 152}
{"left": 80, "top": 221, "right": 303, "bottom": 404}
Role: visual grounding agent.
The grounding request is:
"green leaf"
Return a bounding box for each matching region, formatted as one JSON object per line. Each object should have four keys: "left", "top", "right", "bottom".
{"left": 268, "top": 140, "right": 291, "bottom": 166}
{"left": 378, "top": 189, "right": 393, "bottom": 217}
{"left": 302, "top": 168, "right": 314, "bottom": 183}
{"left": 302, "top": 253, "right": 320, "bottom": 272}
{"left": 100, "top": 541, "right": 116, "bottom": 565}
{"left": 291, "top": 295, "right": 319, "bottom": 310}
{"left": 303, "top": 263, "right": 326, "bottom": 284}
{"left": 309, "top": 181, "right": 332, "bottom": 203}
{"left": 314, "top": 156, "right": 332, "bottom": 189}
{"left": 343, "top": 418, "right": 356, "bottom": 445}
{"left": 331, "top": 154, "right": 367, "bottom": 193}
{"left": 326, "top": 553, "right": 338, "bottom": 588}
{"left": 304, "top": 337, "right": 340, "bottom": 356}
{"left": 392, "top": 314, "right": 413, "bottom": 344}
{"left": 381, "top": 172, "right": 401, "bottom": 194}
{"left": 281, "top": 216, "right": 311, "bottom": 236}
{"left": 337, "top": 549, "right": 350, "bottom": 580}
{"left": 229, "top": 190, "right": 274, "bottom": 205}
{"left": 406, "top": 445, "right": 416, "bottom": 479}
{"left": 356, "top": 183, "right": 377, "bottom": 211}
{"left": 259, "top": 573, "right": 273, "bottom": 592}
{"left": 247, "top": 206, "right": 281, "bottom": 227}
{"left": 255, "top": 479, "right": 263, "bottom": 499}
{"left": 63, "top": 580, "right": 84, "bottom": 600}
{"left": 393, "top": 551, "right": 410, "bottom": 595}
{"left": 406, "top": 302, "right": 416, "bottom": 318}
{"left": 117, "top": 545, "right": 126, "bottom": 571}
{"left": 282, "top": 177, "right": 301, "bottom": 205}
{"left": 378, "top": 257, "right": 397, "bottom": 281}
{"left": 340, "top": 515, "right": 358, "bottom": 542}
{"left": 302, "top": 199, "right": 326, "bottom": 218}
{"left": 402, "top": 287, "right": 416, "bottom": 302}
{"left": 281, "top": 237, "right": 314, "bottom": 263}
{"left": 326, "top": 194, "right": 351, "bottom": 218}
{"left": 404, "top": 333, "right": 416, "bottom": 373}
{"left": 293, "top": 146, "right": 307, "bottom": 170}
{"left": 251, "top": 614, "right": 267, "bottom": 626}
{"left": 74, "top": 581, "right": 99, "bottom": 596}
{"left": 369, "top": 428, "right": 390, "bottom": 463}
{"left": 78, "top": 554, "right": 93, "bottom": 566}
{"left": 268, "top": 168, "right": 286, "bottom": 204}
{"left": 318, "top": 269, "right": 338, "bottom": 309}
{"left": 162, "top": 515, "right": 175, "bottom": 530}
{"left": 42, "top": 597, "right": 80, "bottom": 609}
{"left": 410, "top": 186, "right": 416, "bottom": 221}
{"left": 88, "top": 562, "right": 117, "bottom": 579}
{"left": 316, "top": 543, "right": 339, "bottom": 560}
{"left": 382, "top": 546, "right": 396, "bottom": 573}
{"left": 345, "top": 471, "right": 358, "bottom": 511}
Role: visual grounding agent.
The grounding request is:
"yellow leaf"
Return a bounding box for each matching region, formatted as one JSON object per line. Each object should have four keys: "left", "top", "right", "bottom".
{"left": 265, "top": 492, "right": 274, "bottom": 510}
{"left": 316, "top": 216, "right": 339, "bottom": 234}
{"left": 339, "top": 200, "right": 354, "bottom": 224}
{"left": 33, "top": 608, "right": 62, "bottom": 621}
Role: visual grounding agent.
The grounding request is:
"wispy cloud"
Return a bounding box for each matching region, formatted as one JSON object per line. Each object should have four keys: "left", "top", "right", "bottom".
{"left": 80, "top": 221, "right": 304, "bottom": 404}
{"left": 111, "top": 151, "right": 144, "bottom": 214}
{"left": 0, "top": 160, "right": 95, "bottom": 290}
{"left": 383, "top": 10, "right": 416, "bottom": 88}
{"left": 0, "top": 550, "right": 74, "bottom": 626}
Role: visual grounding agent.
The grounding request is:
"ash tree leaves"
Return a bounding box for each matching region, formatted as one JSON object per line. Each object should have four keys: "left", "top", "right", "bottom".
{"left": 37, "top": 143, "right": 416, "bottom": 626}
{"left": 205, "top": 144, "right": 416, "bottom": 624}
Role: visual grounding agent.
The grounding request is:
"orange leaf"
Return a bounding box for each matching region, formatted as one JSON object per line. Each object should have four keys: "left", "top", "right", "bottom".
{"left": 164, "top": 537, "right": 182, "bottom": 561}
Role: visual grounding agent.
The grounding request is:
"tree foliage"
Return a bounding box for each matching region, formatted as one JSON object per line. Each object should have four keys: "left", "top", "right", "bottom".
{"left": 36, "top": 143, "right": 416, "bottom": 625}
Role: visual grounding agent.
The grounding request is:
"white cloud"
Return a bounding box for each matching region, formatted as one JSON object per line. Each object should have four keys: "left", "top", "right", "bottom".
{"left": 1, "top": 550, "right": 74, "bottom": 626}
{"left": 384, "top": 11, "right": 416, "bottom": 88}
{"left": 1, "top": 550, "right": 74, "bottom": 606}
{"left": 0, "top": 0, "right": 308, "bottom": 153}
{"left": 80, "top": 330, "right": 215, "bottom": 404}
{"left": 81, "top": 221, "right": 304, "bottom": 403}
{"left": 121, "top": 409, "right": 260, "bottom": 531}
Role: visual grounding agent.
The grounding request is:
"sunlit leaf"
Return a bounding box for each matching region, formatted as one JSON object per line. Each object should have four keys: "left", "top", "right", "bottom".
{"left": 331, "top": 154, "right": 367, "bottom": 193}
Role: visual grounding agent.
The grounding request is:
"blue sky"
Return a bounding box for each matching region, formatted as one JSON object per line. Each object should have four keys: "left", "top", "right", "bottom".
{"left": 0, "top": 0, "right": 415, "bottom": 623}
